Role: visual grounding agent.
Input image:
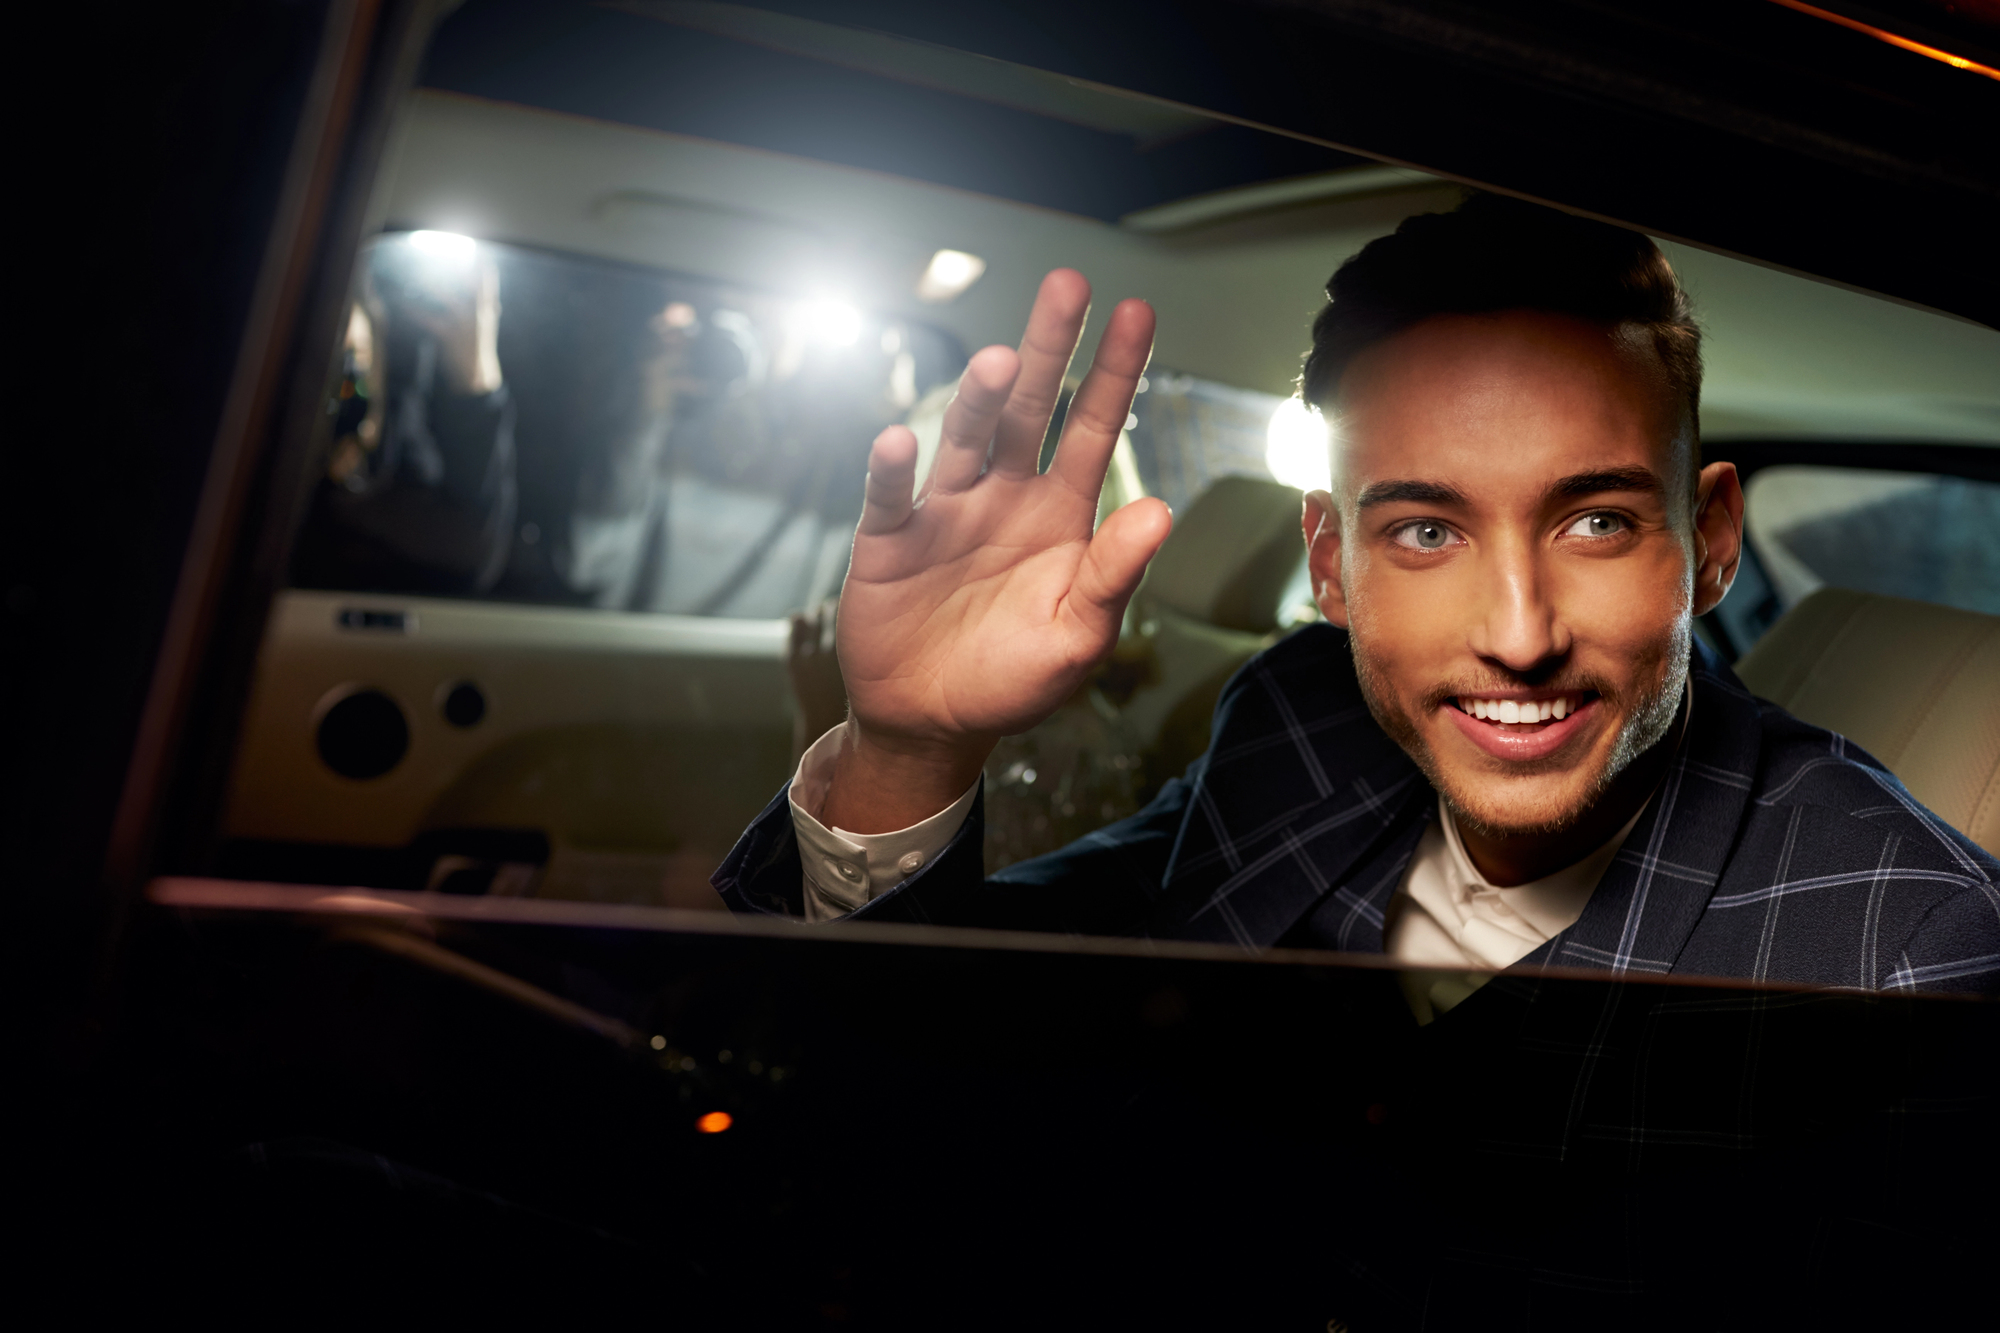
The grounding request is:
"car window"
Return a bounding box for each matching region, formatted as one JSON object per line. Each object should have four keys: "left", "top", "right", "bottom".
{"left": 292, "top": 234, "right": 968, "bottom": 617}
{"left": 1744, "top": 465, "right": 2000, "bottom": 617}
{"left": 226, "top": 27, "right": 1998, "bottom": 911}
{"left": 291, "top": 232, "right": 1334, "bottom": 626}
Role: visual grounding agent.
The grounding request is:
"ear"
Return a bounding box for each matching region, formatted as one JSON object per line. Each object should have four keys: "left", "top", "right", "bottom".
{"left": 1690, "top": 461, "right": 1744, "bottom": 617}
{"left": 1301, "top": 490, "right": 1351, "bottom": 629}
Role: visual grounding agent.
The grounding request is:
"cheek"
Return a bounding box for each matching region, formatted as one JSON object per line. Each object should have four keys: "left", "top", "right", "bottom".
{"left": 1553, "top": 544, "right": 1691, "bottom": 660}
{"left": 1344, "top": 555, "right": 1460, "bottom": 683}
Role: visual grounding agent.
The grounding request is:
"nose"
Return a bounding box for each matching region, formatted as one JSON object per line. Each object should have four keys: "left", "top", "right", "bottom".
{"left": 1468, "top": 538, "right": 1566, "bottom": 678}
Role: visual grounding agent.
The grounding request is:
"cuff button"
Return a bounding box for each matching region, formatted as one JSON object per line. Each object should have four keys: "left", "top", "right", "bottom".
{"left": 836, "top": 862, "right": 863, "bottom": 883}
{"left": 897, "top": 851, "right": 926, "bottom": 875}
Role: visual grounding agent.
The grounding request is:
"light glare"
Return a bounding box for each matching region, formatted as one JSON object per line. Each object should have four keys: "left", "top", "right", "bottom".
{"left": 1265, "top": 398, "right": 1332, "bottom": 492}
{"left": 406, "top": 230, "right": 477, "bottom": 261}
{"left": 792, "top": 299, "right": 862, "bottom": 346}
{"left": 916, "top": 249, "right": 987, "bottom": 303}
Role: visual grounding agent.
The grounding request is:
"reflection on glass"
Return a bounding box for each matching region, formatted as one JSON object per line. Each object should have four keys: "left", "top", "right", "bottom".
{"left": 294, "top": 234, "right": 969, "bottom": 618}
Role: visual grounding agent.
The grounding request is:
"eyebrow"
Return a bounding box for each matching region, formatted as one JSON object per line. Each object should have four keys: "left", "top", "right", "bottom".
{"left": 1353, "top": 467, "right": 1666, "bottom": 511}
{"left": 1548, "top": 466, "right": 1665, "bottom": 500}
{"left": 1355, "top": 479, "right": 1470, "bottom": 510}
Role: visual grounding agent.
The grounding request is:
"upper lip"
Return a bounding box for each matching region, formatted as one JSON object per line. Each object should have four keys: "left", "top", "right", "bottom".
{"left": 1451, "top": 689, "right": 1594, "bottom": 703}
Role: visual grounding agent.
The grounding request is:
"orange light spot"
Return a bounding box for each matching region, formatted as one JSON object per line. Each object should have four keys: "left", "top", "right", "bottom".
{"left": 696, "top": 1111, "right": 733, "bottom": 1134}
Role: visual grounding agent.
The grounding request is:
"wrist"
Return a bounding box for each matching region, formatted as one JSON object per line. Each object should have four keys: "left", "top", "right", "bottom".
{"left": 822, "top": 718, "right": 991, "bottom": 835}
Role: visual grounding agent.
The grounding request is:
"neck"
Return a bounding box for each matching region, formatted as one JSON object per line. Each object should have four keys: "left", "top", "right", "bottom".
{"left": 1455, "top": 688, "right": 1688, "bottom": 887}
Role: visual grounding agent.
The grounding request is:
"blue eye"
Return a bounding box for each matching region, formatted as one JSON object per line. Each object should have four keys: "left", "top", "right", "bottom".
{"left": 1393, "top": 520, "right": 1461, "bottom": 551}
{"left": 1565, "top": 512, "right": 1626, "bottom": 538}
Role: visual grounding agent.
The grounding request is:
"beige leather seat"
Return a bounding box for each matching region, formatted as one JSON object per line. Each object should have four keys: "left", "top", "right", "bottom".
{"left": 1116, "top": 477, "right": 1307, "bottom": 779}
{"left": 1140, "top": 475, "right": 1306, "bottom": 635}
{"left": 1734, "top": 587, "right": 2000, "bottom": 855}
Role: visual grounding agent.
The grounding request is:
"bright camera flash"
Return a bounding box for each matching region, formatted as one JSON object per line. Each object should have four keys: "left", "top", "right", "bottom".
{"left": 1265, "top": 398, "right": 1332, "bottom": 493}
{"left": 791, "top": 299, "right": 862, "bottom": 346}
{"left": 406, "top": 230, "right": 477, "bottom": 262}
{"left": 915, "top": 249, "right": 987, "bottom": 303}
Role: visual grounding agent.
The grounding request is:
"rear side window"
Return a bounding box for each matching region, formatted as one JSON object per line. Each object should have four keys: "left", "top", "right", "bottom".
{"left": 292, "top": 232, "right": 966, "bottom": 617}
{"left": 1744, "top": 465, "right": 2000, "bottom": 618}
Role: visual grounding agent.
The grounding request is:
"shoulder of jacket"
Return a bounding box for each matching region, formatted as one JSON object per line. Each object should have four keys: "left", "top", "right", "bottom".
{"left": 1220, "top": 623, "right": 1348, "bottom": 699}
{"left": 1209, "top": 623, "right": 1358, "bottom": 728}
{"left": 1750, "top": 709, "right": 1998, "bottom": 882}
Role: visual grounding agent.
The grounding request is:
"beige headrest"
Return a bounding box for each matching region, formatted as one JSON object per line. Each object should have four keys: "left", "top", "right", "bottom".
{"left": 1140, "top": 476, "right": 1305, "bottom": 634}
{"left": 1734, "top": 587, "right": 2000, "bottom": 855}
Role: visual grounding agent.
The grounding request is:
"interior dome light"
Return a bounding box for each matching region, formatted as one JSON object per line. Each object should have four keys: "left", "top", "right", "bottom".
{"left": 916, "top": 249, "right": 987, "bottom": 304}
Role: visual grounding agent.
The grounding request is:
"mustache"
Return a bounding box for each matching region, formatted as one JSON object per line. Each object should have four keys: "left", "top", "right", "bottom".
{"left": 1415, "top": 675, "right": 1619, "bottom": 713}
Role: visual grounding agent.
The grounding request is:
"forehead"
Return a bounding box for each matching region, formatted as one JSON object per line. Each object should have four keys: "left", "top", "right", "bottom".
{"left": 1332, "top": 311, "right": 1677, "bottom": 491}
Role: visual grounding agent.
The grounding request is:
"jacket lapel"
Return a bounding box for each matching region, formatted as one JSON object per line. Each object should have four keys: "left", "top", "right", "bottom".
{"left": 1152, "top": 626, "right": 1430, "bottom": 950}
{"left": 1534, "top": 641, "right": 1763, "bottom": 975}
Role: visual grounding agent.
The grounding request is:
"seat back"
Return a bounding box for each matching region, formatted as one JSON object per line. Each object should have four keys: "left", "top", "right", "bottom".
{"left": 1733, "top": 587, "right": 2000, "bottom": 854}
{"left": 1139, "top": 475, "right": 1304, "bottom": 635}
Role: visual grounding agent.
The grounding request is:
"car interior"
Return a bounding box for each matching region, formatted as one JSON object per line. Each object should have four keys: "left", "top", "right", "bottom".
{"left": 213, "top": 8, "right": 2000, "bottom": 912}
{"left": 34, "top": 1, "right": 2000, "bottom": 1322}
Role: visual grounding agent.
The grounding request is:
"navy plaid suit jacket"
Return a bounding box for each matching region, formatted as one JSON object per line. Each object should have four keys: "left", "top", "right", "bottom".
{"left": 716, "top": 625, "right": 2000, "bottom": 994}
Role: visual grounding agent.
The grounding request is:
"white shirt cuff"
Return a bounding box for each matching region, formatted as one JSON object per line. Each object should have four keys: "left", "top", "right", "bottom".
{"left": 787, "top": 723, "right": 980, "bottom": 921}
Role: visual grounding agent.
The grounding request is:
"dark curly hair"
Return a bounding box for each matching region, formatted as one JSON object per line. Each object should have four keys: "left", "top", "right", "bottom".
{"left": 1300, "top": 194, "right": 1703, "bottom": 480}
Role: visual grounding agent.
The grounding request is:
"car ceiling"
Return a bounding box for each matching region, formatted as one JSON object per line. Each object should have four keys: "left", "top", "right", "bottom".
{"left": 390, "top": 0, "right": 2000, "bottom": 444}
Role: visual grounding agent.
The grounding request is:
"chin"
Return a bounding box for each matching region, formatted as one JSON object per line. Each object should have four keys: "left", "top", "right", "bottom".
{"left": 1436, "top": 767, "right": 1612, "bottom": 840}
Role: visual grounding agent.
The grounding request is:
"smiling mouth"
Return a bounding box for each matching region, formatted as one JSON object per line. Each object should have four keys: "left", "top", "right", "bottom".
{"left": 1452, "top": 692, "right": 1598, "bottom": 727}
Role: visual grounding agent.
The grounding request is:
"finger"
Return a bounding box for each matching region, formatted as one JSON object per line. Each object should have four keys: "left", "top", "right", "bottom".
{"left": 1062, "top": 496, "right": 1172, "bottom": 651}
{"left": 859, "top": 426, "right": 920, "bottom": 534}
{"left": 1049, "top": 298, "right": 1155, "bottom": 496}
{"left": 988, "top": 269, "right": 1092, "bottom": 477}
{"left": 928, "top": 345, "right": 1022, "bottom": 494}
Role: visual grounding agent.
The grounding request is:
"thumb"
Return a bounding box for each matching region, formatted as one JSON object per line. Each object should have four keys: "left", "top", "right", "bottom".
{"left": 1063, "top": 497, "right": 1172, "bottom": 649}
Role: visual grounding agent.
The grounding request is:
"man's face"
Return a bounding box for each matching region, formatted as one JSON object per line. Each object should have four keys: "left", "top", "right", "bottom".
{"left": 1304, "top": 310, "right": 1740, "bottom": 838}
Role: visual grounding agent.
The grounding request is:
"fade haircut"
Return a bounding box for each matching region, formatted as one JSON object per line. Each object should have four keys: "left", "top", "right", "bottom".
{"left": 1299, "top": 194, "right": 1704, "bottom": 489}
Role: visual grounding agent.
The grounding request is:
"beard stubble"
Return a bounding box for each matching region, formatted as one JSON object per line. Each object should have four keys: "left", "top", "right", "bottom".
{"left": 1347, "top": 621, "right": 1690, "bottom": 840}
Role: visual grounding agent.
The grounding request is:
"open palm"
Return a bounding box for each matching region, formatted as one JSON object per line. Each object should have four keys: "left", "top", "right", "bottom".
{"left": 837, "top": 270, "right": 1171, "bottom": 756}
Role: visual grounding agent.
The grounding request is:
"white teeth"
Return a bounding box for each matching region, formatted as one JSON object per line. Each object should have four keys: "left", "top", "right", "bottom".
{"left": 1463, "top": 694, "right": 1579, "bottom": 723}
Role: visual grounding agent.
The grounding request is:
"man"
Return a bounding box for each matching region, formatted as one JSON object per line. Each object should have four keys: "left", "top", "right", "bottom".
{"left": 292, "top": 237, "right": 518, "bottom": 597}
{"left": 715, "top": 196, "right": 2000, "bottom": 1002}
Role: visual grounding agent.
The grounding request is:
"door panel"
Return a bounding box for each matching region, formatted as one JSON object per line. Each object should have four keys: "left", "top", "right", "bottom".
{"left": 224, "top": 589, "right": 792, "bottom": 905}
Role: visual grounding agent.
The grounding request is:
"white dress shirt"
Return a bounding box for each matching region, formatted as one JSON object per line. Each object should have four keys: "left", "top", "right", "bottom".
{"left": 789, "top": 724, "right": 981, "bottom": 922}
{"left": 1387, "top": 793, "right": 1645, "bottom": 1023}
{"left": 787, "top": 723, "right": 1646, "bottom": 1009}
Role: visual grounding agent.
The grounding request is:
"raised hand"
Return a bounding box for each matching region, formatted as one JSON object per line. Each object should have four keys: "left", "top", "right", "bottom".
{"left": 821, "top": 270, "right": 1171, "bottom": 833}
